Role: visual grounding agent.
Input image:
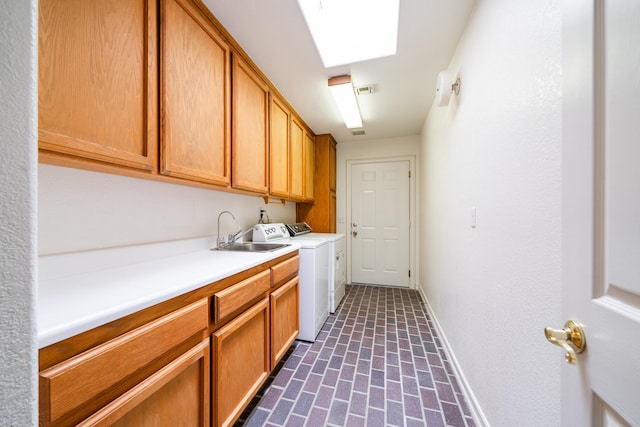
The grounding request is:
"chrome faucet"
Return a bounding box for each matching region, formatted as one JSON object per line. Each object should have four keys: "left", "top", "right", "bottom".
{"left": 217, "top": 211, "right": 252, "bottom": 248}
{"left": 217, "top": 210, "right": 239, "bottom": 248}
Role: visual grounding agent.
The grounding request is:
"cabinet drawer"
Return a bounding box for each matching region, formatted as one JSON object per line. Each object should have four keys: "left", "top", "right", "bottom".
{"left": 271, "top": 255, "right": 299, "bottom": 287}
{"left": 39, "top": 299, "right": 208, "bottom": 426}
{"left": 213, "top": 270, "right": 270, "bottom": 322}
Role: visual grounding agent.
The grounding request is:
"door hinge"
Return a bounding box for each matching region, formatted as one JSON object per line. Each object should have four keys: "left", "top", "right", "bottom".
{"left": 408, "top": 270, "right": 411, "bottom": 278}
{"left": 408, "top": 170, "right": 411, "bottom": 178}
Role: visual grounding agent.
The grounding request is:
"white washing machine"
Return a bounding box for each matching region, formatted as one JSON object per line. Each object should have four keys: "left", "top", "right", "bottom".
{"left": 253, "top": 223, "right": 329, "bottom": 342}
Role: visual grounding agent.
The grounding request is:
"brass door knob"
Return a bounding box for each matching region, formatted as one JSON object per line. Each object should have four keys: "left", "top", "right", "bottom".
{"left": 544, "top": 320, "right": 586, "bottom": 365}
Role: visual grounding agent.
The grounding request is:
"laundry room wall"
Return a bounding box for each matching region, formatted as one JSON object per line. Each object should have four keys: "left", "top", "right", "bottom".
{"left": 419, "top": 0, "right": 562, "bottom": 425}
{"left": 0, "top": 0, "right": 38, "bottom": 424}
{"left": 39, "top": 164, "right": 296, "bottom": 255}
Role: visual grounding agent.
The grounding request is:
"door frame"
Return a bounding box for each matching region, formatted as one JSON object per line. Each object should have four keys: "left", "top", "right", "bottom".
{"left": 345, "top": 155, "right": 417, "bottom": 289}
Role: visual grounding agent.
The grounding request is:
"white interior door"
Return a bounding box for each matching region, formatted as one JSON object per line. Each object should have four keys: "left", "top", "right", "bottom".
{"left": 351, "top": 160, "right": 410, "bottom": 287}
{"left": 562, "top": 1, "right": 640, "bottom": 425}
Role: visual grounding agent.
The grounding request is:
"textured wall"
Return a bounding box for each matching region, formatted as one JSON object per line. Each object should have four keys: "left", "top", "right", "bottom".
{"left": 419, "top": 0, "right": 562, "bottom": 425}
{"left": 0, "top": 0, "right": 38, "bottom": 424}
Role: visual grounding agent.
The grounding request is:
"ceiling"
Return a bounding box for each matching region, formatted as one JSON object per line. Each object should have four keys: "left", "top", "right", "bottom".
{"left": 202, "top": 0, "right": 475, "bottom": 144}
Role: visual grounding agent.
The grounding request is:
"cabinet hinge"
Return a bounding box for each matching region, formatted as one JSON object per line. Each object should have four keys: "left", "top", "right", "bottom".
{"left": 408, "top": 270, "right": 411, "bottom": 278}
{"left": 408, "top": 170, "right": 411, "bottom": 178}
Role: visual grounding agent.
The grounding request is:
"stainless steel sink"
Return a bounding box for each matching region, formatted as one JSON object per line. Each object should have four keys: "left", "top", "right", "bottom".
{"left": 213, "top": 242, "right": 290, "bottom": 252}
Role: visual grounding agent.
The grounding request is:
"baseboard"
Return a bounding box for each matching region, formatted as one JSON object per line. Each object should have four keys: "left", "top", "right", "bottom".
{"left": 416, "top": 286, "right": 490, "bottom": 427}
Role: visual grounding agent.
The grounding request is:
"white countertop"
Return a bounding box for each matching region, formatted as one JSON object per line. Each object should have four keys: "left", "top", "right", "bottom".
{"left": 38, "top": 237, "right": 300, "bottom": 348}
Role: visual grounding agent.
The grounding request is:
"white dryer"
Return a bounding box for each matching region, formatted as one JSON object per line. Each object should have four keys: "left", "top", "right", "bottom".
{"left": 292, "top": 233, "right": 345, "bottom": 313}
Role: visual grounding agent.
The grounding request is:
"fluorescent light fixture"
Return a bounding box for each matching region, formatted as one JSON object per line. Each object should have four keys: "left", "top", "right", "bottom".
{"left": 329, "top": 75, "right": 362, "bottom": 129}
{"left": 297, "top": 0, "right": 399, "bottom": 68}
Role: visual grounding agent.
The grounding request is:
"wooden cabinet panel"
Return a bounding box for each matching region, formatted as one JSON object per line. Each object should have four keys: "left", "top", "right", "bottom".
{"left": 79, "top": 338, "right": 210, "bottom": 427}
{"left": 38, "top": 0, "right": 158, "bottom": 171}
{"left": 303, "top": 131, "right": 315, "bottom": 202}
{"left": 270, "top": 277, "right": 299, "bottom": 368}
{"left": 212, "top": 298, "right": 270, "bottom": 427}
{"left": 39, "top": 299, "right": 208, "bottom": 426}
{"left": 213, "top": 269, "right": 270, "bottom": 323}
{"left": 289, "top": 117, "right": 305, "bottom": 201}
{"left": 232, "top": 55, "right": 269, "bottom": 194}
{"left": 269, "top": 95, "right": 290, "bottom": 198}
{"left": 160, "top": 0, "right": 231, "bottom": 185}
{"left": 271, "top": 255, "right": 299, "bottom": 286}
{"left": 297, "top": 134, "right": 337, "bottom": 232}
{"left": 329, "top": 140, "right": 337, "bottom": 191}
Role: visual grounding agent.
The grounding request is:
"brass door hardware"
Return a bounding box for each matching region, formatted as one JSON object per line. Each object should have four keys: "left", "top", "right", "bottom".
{"left": 544, "top": 320, "right": 586, "bottom": 365}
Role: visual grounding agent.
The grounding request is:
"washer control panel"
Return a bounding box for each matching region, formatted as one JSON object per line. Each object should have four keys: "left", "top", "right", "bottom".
{"left": 252, "top": 223, "right": 289, "bottom": 242}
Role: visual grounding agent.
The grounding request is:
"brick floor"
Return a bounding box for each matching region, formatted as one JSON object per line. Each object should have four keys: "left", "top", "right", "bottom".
{"left": 235, "top": 285, "right": 475, "bottom": 427}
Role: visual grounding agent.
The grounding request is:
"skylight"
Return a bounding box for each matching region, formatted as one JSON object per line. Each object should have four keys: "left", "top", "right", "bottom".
{"left": 297, "top": 0, "right": 400, "bottom": 68}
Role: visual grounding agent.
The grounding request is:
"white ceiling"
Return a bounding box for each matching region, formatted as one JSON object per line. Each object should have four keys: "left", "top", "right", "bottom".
{"left": 202, "top": 0, "right": 475, "bottom": 143}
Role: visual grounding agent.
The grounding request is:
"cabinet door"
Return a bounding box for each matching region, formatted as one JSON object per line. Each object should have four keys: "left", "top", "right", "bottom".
{"left": 303, "top": 132, "right": 315, "bottom": 201}
{"left": 269, "top": 95, "right": 290, "bottom": 198}
{"left": 38, "top": 0, "right": 158, "bottom": 171}
{"left": 270, "top": 277, "right": 299, "bottom": 368}
{"left": 212, "top": 298, "right": 270, "bottom": 427}
{"left": 289, "top": 117, "right": 305, "bottom": 201}
{"left": 160, "top": 0, "right": 231, "bottom": 186}
{"left": 232, "top": 55, "right": 269, "bottom": 194}
{"left": 79, "top": 339, "right": 210, "bottom": 427}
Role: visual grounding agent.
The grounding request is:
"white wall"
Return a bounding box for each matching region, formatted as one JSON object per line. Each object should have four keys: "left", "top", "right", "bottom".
{"left": 419, "top": 0, "right": 562, "bottom": 425}
{"left": 0, "top": 0, "right": 38, "bottom": 424}
{"left": 39, "top": 165, "right": 296, "bottom": 255}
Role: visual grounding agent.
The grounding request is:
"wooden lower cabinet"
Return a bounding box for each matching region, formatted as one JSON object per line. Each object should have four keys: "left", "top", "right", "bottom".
{"left": 39, "top": 299, "right": 209, "bottom": 426}
{"left": 39, "top": 255, "right": 300, "bottom": 427}
{"left": 82, "top": 339, "right": 210, "bottom": 426}
{"left": 212, "top": 298, "right": 270, "bottom": 427}
{"left": 270, "top": 277, "right": 299, "bottom": 368}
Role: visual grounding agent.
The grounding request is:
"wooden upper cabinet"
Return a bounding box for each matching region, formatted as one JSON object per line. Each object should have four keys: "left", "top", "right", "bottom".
{"left": 289, "top": 116, "right": 305, "bottom": 201}
{"left": 269, "top": 95, "right": 290, "bottom": 198}
{"left": 38, "top": 0, "right": 158, "bottom": 171}
{"left": 303, "top": 131, "right": 315, "bottom": 202}
{"left": 232, "top": 55, "right": 269, "bottom": 194}
{"left": 160, "top": 0, "right": 231, "bottom": 186}
{"left": 296, "top": 134, "right": 337, "bottom": 232}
